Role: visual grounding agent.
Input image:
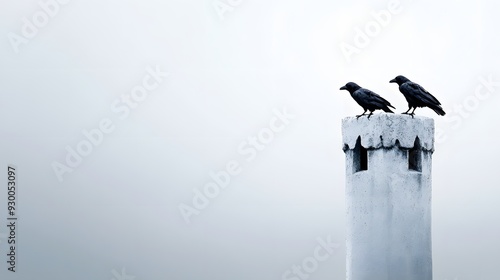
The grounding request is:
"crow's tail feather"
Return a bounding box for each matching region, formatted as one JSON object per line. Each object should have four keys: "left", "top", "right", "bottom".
{"left": 383, "top": 106, "right": 395, "bottom": 113}
{"left": 430, "top": 104, "right": 446, "bottom": 116}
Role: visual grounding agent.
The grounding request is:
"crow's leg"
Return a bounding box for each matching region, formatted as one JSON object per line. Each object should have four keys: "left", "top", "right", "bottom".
{"left": 367, "top": 110, "right": 374, "bottom": 119}
{"left": 356, "top": 109, "right": 367, "bottom": 119}
{"left": 401, "top": 107, "right": 411, "bottom": 114}
{"left": 409, "top": 107, "right": 416, "bottom": 118}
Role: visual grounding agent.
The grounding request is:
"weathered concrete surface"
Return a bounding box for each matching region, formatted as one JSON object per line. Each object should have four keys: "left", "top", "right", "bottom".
{"left": 342, "top": 114, "right": 434, "bottom": 152}
{"left": 343, "top": 114, "right": 433, "bottom": 280}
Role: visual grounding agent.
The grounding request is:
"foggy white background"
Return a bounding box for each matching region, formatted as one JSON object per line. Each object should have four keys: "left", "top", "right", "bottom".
{"left": 0, "top": 0, "right": 499, "bottom": 279}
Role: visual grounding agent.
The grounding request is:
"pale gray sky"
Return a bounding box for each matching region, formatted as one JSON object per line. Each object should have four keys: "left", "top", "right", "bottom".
{"left": 0, "top": 0, "right": 499, "bottom": 279}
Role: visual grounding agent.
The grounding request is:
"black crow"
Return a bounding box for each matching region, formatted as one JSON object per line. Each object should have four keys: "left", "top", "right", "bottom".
{"left": 340, "top": 82, "right": 395, "bottom": 119}
{"left": 389, "top": 75, "right": 445, "bottom": 116}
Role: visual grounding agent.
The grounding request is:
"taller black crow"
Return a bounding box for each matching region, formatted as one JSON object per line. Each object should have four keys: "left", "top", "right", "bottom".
{"left": 389, "top": 75, "right": 445, "bottom": 116}
{"left": 340, "top": 82, "right": 395, "bottom": 119}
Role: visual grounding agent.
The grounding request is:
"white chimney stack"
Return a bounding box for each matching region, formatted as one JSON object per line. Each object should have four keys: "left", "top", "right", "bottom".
{"left": 342, "top": 114, "right": 434, "bottom": 280}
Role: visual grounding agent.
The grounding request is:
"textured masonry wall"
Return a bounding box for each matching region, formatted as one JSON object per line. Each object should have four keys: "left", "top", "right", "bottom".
{"left": 342, "top": 114, "right": 434, "bottom": 280}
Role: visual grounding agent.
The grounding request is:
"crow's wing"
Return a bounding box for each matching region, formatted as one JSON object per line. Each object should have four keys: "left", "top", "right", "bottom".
{"left": 362, "top": 89, "right": 394, "bottom": 108}
{"left": 353, "top": 88, "right": 394, "bottom": 109}
{"left": 403, "top": 82, "right": 441, "bottom": 106}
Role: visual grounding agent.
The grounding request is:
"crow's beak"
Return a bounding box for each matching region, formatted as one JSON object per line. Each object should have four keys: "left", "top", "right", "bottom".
{"left": 340, "top": 86, "right": 347, "bottom": 90}
{"left": 389, "top": 78, "right": 396, "bottom": 83}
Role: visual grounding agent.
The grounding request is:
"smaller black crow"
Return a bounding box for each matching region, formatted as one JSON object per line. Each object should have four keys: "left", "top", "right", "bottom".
{"left": 340, "top": 82, "right": 395, "bottom": 119}
{"left": 389, "top": 75, "right": 445, "bottom": 116}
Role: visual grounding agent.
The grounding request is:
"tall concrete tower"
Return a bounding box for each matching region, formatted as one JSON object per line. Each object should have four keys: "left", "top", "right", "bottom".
{"left": 342, "top": 114, "right": 434, "bottom": 280}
